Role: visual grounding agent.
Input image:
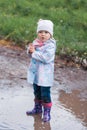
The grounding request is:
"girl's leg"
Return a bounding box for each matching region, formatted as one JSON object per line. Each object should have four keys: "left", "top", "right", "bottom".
{"left": 33, "top": 83, "right": 41, "bottom": 101}
{"left": 41, "top": 87, "right": 52, "bottom": 122}
{"left": 26, "top": 84, "right": 42, "bottom": 115}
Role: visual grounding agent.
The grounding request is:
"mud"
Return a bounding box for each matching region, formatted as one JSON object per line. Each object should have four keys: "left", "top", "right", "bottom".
{"left": 0, "top": 44, "right": 87, "bottom": 130}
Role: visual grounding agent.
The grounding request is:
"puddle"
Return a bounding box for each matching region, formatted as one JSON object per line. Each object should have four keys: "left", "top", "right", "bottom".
{"left": 0, "top": 85, "right": 87, "bottom": 130}
{"left": 58, "top": 89, "right": 87, "bottom": 127}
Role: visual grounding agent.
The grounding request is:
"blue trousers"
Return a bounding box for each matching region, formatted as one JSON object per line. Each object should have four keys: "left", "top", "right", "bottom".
{"left": 33, "top": 84, "right": 51, "bottom": 103}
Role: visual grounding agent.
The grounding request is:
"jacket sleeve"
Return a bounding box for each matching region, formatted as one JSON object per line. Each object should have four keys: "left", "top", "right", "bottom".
{"left": 31, "top": 42, "right": 56, "bottom": 64}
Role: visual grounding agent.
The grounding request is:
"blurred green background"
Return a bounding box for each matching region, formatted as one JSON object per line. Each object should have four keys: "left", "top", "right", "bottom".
{"left": 0, "top": 0, "right": 87, "bottom": 58}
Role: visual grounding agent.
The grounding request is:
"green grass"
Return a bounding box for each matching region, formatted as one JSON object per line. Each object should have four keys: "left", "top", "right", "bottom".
{"left": 0, "top": 0, "right": 87, "bottom": 58}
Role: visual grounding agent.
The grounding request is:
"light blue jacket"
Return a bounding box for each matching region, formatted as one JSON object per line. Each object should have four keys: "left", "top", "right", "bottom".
{"left": 27, "top": 38, "right": 56, "bottom": 87}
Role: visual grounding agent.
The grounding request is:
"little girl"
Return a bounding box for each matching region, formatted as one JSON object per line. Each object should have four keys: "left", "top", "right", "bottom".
{"left": 26, "top": 19, "right": 56, "bottom": 122}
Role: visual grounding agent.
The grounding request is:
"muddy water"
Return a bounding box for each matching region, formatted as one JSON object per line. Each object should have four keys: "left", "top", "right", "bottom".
{"left": 0, "top": 45, "right": 87, "bottom": 130}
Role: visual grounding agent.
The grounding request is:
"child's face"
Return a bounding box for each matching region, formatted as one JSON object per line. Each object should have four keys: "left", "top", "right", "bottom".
{"left": 37, "top": 30, "right": 51, "bottom": 42}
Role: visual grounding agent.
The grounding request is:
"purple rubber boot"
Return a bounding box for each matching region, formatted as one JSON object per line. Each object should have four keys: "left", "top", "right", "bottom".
{"left": 26, "top": 102, "right": 42, "bottom": 115}
{"left": 43, "top": 107, "right": 51, "bottom": 122}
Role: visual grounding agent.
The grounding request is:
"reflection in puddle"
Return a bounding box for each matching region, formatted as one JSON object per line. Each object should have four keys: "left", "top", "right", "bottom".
{"left": 33, "top": 114, "right": 51, "bottom": 130}
{"left": 59, "top": 89, "right": 87, "bottom": 126}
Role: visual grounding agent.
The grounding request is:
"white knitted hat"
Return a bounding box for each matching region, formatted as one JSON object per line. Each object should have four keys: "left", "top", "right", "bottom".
{"left": 37, "top": 19, "right": 53, "bottom": 36}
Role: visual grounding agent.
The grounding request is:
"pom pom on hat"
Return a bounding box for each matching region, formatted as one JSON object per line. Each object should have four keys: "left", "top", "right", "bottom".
{"left": 37, "top": 19, "right": 53, "bottom": 36}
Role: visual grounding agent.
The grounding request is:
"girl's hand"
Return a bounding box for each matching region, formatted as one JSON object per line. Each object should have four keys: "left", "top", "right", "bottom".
{"left": 29, "top": 44, "right": 35, "bottom": 53}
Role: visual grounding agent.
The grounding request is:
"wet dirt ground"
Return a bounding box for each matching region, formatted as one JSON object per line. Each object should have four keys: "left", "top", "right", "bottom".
{"left": 0, "top": 43, "right": 87, "bottom": 130}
